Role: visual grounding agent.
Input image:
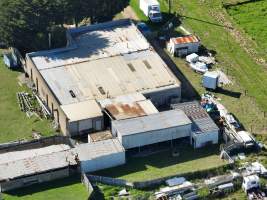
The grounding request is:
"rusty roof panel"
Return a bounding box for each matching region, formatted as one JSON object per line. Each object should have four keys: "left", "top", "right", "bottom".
{"left": 172, "top": 35, "right": 199, "bottom": 45}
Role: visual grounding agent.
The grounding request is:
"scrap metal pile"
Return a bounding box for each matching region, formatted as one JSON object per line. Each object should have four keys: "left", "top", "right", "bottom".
{"left": 17, "top": 92, "right": 35, "bottom": 117}
{"left": 155, "top": 177, "right": 198, "bottom": 200}
{"left": 17, "top": 92, "right": 51, "bottom": 119}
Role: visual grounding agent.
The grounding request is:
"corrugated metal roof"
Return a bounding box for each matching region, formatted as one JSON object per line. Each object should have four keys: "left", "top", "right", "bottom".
{"left": 171, "top": 35, "right": 199, "bottom": 45}
{"left": 105, "top": 100, "right": 158, "bottom": 120}
{"left": 60, "top": 100, "right": 102, "bottom": 122}
{"left": 112, "top": 110, "right": 192, "bottom": 136}
{"left": 74, "top": 139, "right": 124, "bottom": 161}
{"left": 171, "top": 101, "right": 218, "bottom": 134}
{"left": 30, "top": 20, "right": 150, "bottom": 70}
{"left": 0, "top": 149, "right": 76, "bottom": 181}
{"left": 40, "top": 50, "right": 179, "bottom": 105}
{"left": 98, "top": 93, "right": 146, "bottom": 108}
{"left": 0, "top": 144, "right": 71, "bottom": 165}
{"left": 88, "top": 130, "right": 113, "bottom": 142}
{"left": 98, "top": 93, "right": 158, "bottom": 120}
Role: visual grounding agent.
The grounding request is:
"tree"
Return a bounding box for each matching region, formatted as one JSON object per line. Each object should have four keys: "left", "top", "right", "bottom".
{"left": 0, "top": 0, "right": 129, "bottom": 54}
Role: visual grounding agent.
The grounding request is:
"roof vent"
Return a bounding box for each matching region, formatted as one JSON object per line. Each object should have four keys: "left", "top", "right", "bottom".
{"left": 127, "top": 63, "right": 136, "bottom": 72}
{"left": 143, "top": 60, "right": 152, "bottom": 69}
{"left": 98, "top": 86, "right": 106, "bottom": 95}
{"left": 69, "top": 90, "right": 76, "bottom": 98}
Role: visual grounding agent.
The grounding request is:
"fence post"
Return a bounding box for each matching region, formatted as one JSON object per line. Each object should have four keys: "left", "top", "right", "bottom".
{"left": 0, "top": 185, "right": 2, "bottom": 200}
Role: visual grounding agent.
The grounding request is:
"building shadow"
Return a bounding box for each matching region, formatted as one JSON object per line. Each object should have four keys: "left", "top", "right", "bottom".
{"left": 150, "top": 40, "right": 200, "bottom": 101}
{"left": 5, "top": 175, "right": 82, "bottom": 197}
{"left": 95, "top": 143, "right": 222, "bottom": 179}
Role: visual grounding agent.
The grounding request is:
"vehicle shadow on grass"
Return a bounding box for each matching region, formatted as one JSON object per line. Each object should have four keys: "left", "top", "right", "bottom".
{"left": 214, "top": 87, "right": 242, "bottom": 99}
{"left": 95, "top": 144, "right": 222, "bottom": 179}
{"left": 5, "top": 175, "right": 82, "bottom": 197}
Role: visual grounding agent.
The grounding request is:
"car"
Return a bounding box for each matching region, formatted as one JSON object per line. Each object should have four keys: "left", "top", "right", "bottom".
{"left": 137, "top": 22, "right": 151, "bottom": 36}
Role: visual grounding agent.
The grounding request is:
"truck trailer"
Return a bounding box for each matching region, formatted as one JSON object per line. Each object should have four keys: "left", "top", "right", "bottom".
{"left": 140, "top": 0, "right": 162, "bottom": 22}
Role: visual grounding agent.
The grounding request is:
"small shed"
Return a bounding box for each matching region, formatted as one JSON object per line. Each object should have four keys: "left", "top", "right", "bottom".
{"left": 171, "top": 101, "right": 219, "bottom": 148}
{"left": 112, "top": 110, "right": 192, "bottom": 149}
{"left": 3, "top": 52, "right": 19, "bottom": 69}
{"left": 61, "top": 100, "right": 104, "bottom": 136}
{"left": 75, "top": 139, "right": 125, "bottom": 173}
{"left": 203, "top": 71, "right": 219, "bottom": 90}
{"left": 168, "top": 35, "right": 200, "bottom": 57}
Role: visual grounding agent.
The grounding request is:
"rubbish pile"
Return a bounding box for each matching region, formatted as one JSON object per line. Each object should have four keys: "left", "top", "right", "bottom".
{"left": 17, "top": 92, "right": 35, "bottom": 117}
{"left": 155, "top": 177, "right": 198, "bottom": 200}
{"left": 186, "top": 53, "right": 209, "bottom": 74}
{"left": 240, "top": 162, "right": 267, "bottom": 178}
{"left": 17, "top": 92, "right": 51, "bottom": 119}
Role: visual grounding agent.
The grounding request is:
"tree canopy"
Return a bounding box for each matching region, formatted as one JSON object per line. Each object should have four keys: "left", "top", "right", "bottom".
{"left": 0, "top": 0, "right": 129, "bottom": 54}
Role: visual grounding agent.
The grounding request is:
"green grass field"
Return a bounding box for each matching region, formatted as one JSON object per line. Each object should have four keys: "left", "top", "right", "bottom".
{"left": 129, "top": 0, "right": 267, "bottom": 136}
{"left": 172, "top": 0, "right": 267, "bottom": 135}
{"left": 96, "top": 145, "right": 226, "bottom": 182}
{"left": 0, "top": 54, "right": 54, "bottom": 143}
{"left": 3, "top": 176, "right": 88, "bottom": 200}
{"left": 227, "top": 1, "right": 267, "bottom": 58}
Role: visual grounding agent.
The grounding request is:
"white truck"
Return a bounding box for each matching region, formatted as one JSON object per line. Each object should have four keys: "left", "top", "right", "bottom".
{"left": 140, "top": 0, "right": 162, "bottom": 23}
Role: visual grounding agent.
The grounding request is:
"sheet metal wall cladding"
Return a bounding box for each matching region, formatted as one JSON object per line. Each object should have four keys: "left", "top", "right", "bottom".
{"left": 112, "top": 110, "right": 192, "bottom": 149}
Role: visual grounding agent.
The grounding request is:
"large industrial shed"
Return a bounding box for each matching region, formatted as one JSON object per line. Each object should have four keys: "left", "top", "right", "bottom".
{"left": 24, "top": 19, "right": 181, "bottom": 137}
{"left": 171, "top": 101, "right": 219, "bottom": 148}
{"left": 112, "top": 110, "right": 192, "bottom": 149}
{"left": 75, "top": 139, "right": 125, "bottom": 173}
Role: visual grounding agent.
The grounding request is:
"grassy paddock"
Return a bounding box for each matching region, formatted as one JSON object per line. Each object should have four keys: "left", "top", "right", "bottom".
{"left": 0, "top": 53, "right": 54, "bottom": 143}
{"left": 226, "top": 0, "right": 267, "bottom": 58}
{"left": 166, "top": 0, "right": 267, "bottom": 135}
{"left": 3, "top": 176, "right": 88, "bottom": 200}
{"left": 96, "top": 145, "right": 226, "bottom": 182}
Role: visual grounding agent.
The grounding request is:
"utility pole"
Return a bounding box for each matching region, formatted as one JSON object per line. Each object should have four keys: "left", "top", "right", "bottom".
{"left": 168, "top": 0, "right": 172, "bottom": 14}
{"left": 48, "top": 33, "right": 52, "bottom": 49}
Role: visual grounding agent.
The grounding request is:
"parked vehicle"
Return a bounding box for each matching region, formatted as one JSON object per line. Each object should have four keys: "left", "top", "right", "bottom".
{"left": 140, "top": 0, "right": 162, "bottom": 23}
{"left": 242, "top": 175, "right": 260, "bottom": 192}
{"left": 189, "top": 62, "right": 208, "bottom": 74}
{"left": 137, "top": 22, "right": 151, "bottom": 36}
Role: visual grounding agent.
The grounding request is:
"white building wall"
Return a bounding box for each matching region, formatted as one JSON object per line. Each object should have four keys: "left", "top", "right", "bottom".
{"left": 169, "top": 42, "right": 200, "bottom": 56}
{"left": 80, "top": 152, "right": 125, "bottom": 173}
{"left": 118, "top": 124, "right": 191, "bottom": 149}
{"left": 143, "top": 86, "right": 181, "bottom": 107}
{"left": 192, "top": 130, "right": 219, "bottom": 148}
